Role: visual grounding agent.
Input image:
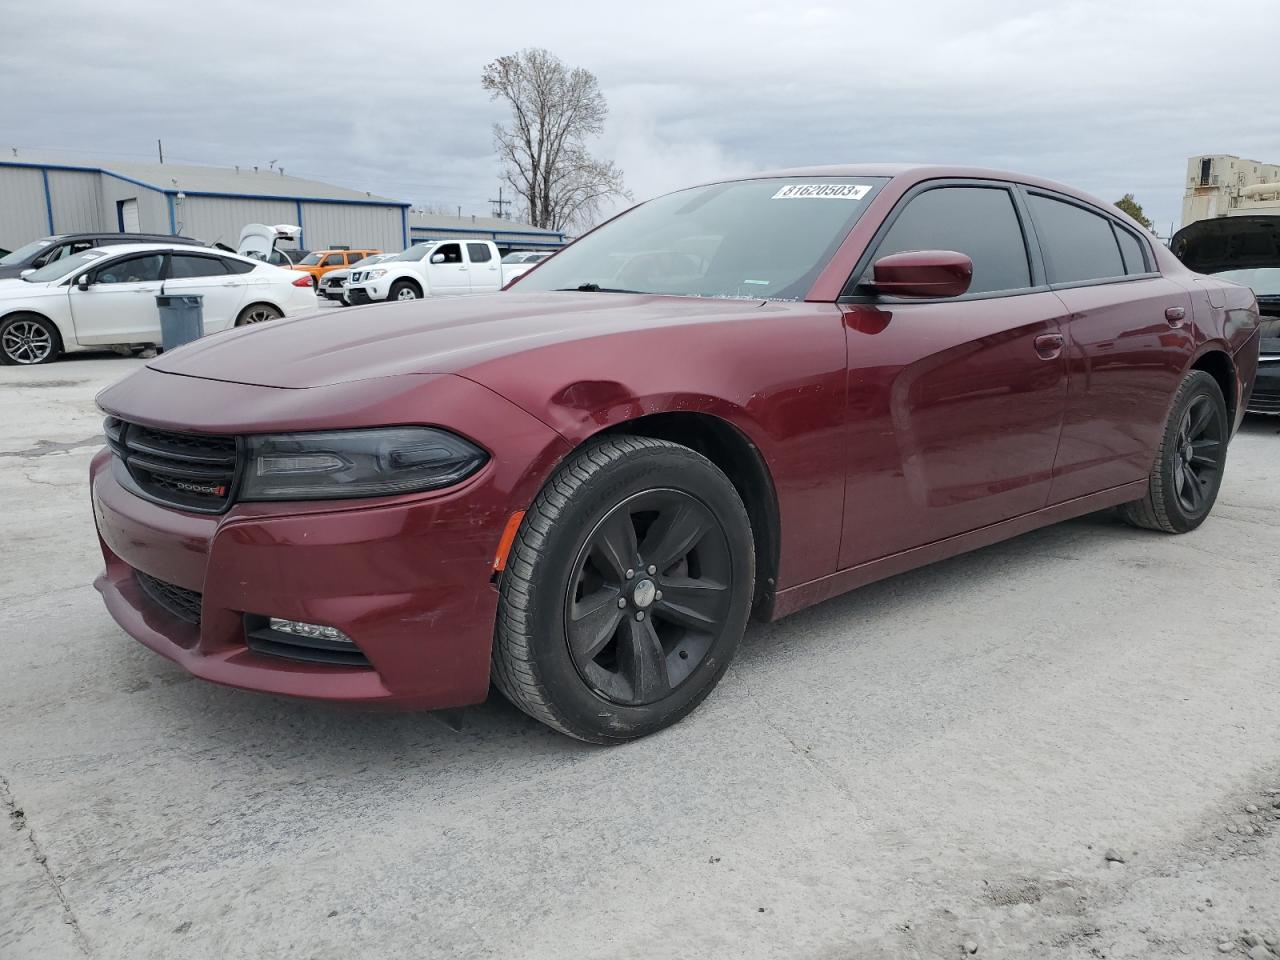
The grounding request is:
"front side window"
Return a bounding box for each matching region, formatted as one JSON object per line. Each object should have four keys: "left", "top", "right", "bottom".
{"left": 1027, "top": 193, "right": 1126, "bottom": 285}
{"left": 93, "top": 254, "right": 165, "bottom": 284}
{"left": 518, "top": 176, "right": 888, "bottom": 300}
{"left": 467, "top": 243, "right": 493, "bottom": 263}
{"left": 435, "top": 243, "right": 462, "bottom": 264}
{"left": 323, "top": 253, "right": 345, "bottom": 266}
{"left": 169, "top": 254, "right": 229, "bottom": 279}
{"left": 867, "top": 186, "right": 1031, "bottom": 295}
{"left": 298, "top": 252, "right": 324, "bottom": 266}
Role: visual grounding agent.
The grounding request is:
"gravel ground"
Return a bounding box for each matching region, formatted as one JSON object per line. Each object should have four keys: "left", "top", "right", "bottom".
{"left": 2, "top": 353, "right": 1278, "bottom": 960}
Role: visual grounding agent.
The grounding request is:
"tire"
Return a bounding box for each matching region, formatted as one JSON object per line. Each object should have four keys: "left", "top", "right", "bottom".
{"left": 389, "top": 280, "right": 421, "bottom": 302}
{"left": 0, "top": 313, "right": 62, "bottom": 365}
{"left": 235, "top": 303, "right": 283, "bottom": 327}
{"left": 1119, "top": 369, "right": 1229, "bottom": 533}
{"left": 492, "top": 436, "right": 756, "bottom": 743}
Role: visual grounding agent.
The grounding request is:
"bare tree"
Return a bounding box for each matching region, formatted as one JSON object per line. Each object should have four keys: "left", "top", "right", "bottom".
{"left": 482, "top": 48, "right": 630, "bottom": 232}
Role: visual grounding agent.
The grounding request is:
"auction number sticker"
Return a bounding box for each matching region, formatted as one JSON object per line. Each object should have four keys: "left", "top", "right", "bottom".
{"left": 771, "top": 184, "right": 872, "bottom": 200}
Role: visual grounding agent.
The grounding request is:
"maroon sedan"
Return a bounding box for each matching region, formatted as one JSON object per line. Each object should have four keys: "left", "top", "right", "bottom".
{"left": 92, "top": 165, "right": 1261, "bottom": 742}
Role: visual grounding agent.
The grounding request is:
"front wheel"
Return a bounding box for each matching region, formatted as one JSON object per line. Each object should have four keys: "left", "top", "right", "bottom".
{"left": 1119, "top": 369, "right": 1229, "bottom": 533}
{"left": 0, "top": 314, "right": 61, "bottom": 365}
{"left": 492, "top": 436, "right": 756, "bottom": 743}
{"left": 389, "top": 280, "right": 421, "bottom": 302}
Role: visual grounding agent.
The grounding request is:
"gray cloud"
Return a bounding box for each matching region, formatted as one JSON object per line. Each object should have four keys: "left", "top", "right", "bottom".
{"left": 2, "top": 0, "right": 1277, "bottom": 232}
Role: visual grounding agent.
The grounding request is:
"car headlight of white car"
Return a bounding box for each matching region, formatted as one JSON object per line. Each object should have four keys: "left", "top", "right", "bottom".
{"left": 364, "top": 269, "right": 387, "bottom": 280}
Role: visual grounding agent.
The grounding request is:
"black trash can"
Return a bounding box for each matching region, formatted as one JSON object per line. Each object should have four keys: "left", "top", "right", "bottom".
{"left": 155, "top": 294, "right": 204, "bottom": 352}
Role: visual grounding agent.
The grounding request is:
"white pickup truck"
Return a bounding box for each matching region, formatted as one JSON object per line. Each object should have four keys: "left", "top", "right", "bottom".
{"left": 344, "top": 239, "right": 504, "bottom": 304}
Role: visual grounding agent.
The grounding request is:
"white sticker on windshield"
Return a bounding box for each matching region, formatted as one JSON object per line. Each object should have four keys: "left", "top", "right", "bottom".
{"left": 771, "top": 184, "right": 872, "bottom": 201}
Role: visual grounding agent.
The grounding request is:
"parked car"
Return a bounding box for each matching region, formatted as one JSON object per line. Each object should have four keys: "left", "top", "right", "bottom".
{"left": 0, "top": 232, "right": 205, "bottom": 280}
{"left": 344, "top": 240, "right": 503, "bottom": 303}
{"left": 0, "top": 243, "right": 317, "bottom": 364}
{"left": 499, "top": 249, "right": 555, "bottom": 282}
{"left": 1171, "top": 215, "right": 1278, "bottom": 414}
{"left": 317, "top": 252, "right": 396, "bottom": 304}
{"left": 90, "top": 165, "right": 1258, "bottom": 743}
{"left": 291, "top": 248, "right": 382, "bottom": 287}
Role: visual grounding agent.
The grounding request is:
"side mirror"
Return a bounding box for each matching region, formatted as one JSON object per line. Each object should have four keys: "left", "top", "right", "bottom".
{"left": 429, "top": 253, "right": 445, "bottom": 264}
{"left": 867, "top": 250, "right": 973, "bottom": 299}
{"left": 75, "top": 275, "right": 91, "bottom": 291}
{"left": 19, "top": 268, "right": 34, "bottom": 278}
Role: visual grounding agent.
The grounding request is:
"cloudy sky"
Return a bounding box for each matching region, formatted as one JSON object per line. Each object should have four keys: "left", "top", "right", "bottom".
{"left": 2, "top": 0, "right": 1278, "bottom": 235}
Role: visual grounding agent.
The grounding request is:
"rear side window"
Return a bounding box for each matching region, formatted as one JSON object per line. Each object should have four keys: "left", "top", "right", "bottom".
{"left": 221, "top": 257, "right": 256, "bottom": 275}
{"left": 1027, "top": 194, "right": 1125, "bottom": 284}
{"left": 466, "top": 243, "right": 493, "bottom": 263}
{"left": 169, "top": 254, "right": 229, "bottom": 279}
{"left": 1114, "top": 226, "right": 1149, "bottom": 275}
{"left": 870, "top": 186, "right": 1031, "bottom": 295}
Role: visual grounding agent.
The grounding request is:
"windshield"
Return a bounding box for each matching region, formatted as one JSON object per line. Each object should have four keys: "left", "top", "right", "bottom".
{"left": 1212, "top": 267, "right": 1280, "bottom": 297}
{"left": 390, "top": 244, "right": 435, "bottom": 262}
{"left": 501, "top": 252, "right": 530, "bottom": 264}
{"left": 23, "top": 248, "right": 112, "bottom": 282}
{"left": 298, "top": 252, "right": 325, "bottom": 265}
{"left": 351, "top": 255, "right": 387, "bottom": 268}
{"left": 517, "top": 177, "right": 888, "bottom": 300}
{"left": 0, "top": 238, "right": 57, "bottom": 266}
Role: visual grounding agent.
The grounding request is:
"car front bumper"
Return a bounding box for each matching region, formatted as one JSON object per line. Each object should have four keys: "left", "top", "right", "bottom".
{"left": 345, "top": 280, "right": 390, "bottom": 303}
{"left": 1249, "top": 355, "right": 1280, "bottom": 414}
{"left": 91, "top": 370, "right": 570, "bottom": 708}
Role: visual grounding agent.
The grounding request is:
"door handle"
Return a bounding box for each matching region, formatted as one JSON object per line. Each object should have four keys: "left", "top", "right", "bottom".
{"left": 1033, "top": 333, "right": 1064, "bottom": 360}
{"left": 1165, "top": 306, "right": 1186, "bottom": 327}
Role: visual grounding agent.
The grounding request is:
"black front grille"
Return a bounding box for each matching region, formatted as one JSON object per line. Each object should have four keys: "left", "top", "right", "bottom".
{"left": 105, "top": 417, "right": 239, "bottom": 513}
{"left": 136, "top": 571, "right": 203, "bottom": 625}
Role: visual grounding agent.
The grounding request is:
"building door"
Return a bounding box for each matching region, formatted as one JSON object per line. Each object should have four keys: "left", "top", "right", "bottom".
{"left": 116, "top": 199, "right": 140, "bottom": 233}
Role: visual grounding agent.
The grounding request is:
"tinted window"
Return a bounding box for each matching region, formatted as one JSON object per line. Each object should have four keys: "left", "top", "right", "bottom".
{"left": 435, "top": 243, "right": 462, "bottom": 264}
{"left": 870, "top": 186, "right": 1030, "bottom": 295}
{"left": 467, "top": 243, "right": 492, "bottom": 263}
{"left": 1115, "top": 227, "right": 1148, "bottom": 275}
{"left": 323, "top": 253, "right": 345, "bottom": 266}
{"left": 169, "top": 254, "right": 229, "bottom": 279}
{"left": 1028, "top": 194, "right": 1125, "bottom": 284}
{"left": 222, "top": 257, "right": 256, "bottom": 275}
{"left": 93, "top": 254, "right": 165, "bottom": 284}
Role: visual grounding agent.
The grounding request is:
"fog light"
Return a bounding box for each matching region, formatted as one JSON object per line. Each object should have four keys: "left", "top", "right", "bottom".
{"left": 268, "top": 618, "right": 354, "bottom": 644}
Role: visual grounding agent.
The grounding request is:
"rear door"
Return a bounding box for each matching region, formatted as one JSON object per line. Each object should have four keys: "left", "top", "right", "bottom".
{"left": 68, "top": 252, "right": 167, "bottom": 344}
{"left": 426, "top": 242, "right": 469, "bottom": 295}
{"left": 163, "top": 253, "right": 249, "bottom": 333}
{"left": 839, "top": 181, "right": 1070, "bottom": 568}
{"left": 466, "top": 242, "right": 502, "bottom": 292}
{"left": 1022, "top": 190, "right": 1194, "bottom": 502}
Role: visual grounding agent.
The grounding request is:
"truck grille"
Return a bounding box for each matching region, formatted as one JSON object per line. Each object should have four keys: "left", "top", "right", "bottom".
{"left": 136, "top": 571, "right": 203, "bottom": 625}
{"left": 104, "top": 417, "right": 239, "bottom": 513}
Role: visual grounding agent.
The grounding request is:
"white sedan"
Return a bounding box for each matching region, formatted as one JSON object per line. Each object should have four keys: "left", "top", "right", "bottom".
{"left": 0, "top": 243, "right": 318, "bottom": 365}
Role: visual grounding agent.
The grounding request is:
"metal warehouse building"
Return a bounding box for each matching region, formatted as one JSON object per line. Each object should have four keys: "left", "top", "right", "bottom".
{"left": 0, "top": 154, "right": 410, "bottom": 253}
{"left": 409, "top": 212, "right": 565, "bottom": 251}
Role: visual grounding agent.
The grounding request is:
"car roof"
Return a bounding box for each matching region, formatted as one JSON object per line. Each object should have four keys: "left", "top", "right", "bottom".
{"left": 55, "top": 232, "right": 202, "bottom": 242}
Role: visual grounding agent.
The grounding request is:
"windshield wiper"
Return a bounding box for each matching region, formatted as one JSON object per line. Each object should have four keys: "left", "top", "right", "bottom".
{"left": 555, "top": 283, "right": 645, "bottom": 294}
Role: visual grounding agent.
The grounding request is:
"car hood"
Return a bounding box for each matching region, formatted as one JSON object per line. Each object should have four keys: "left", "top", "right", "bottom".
{"left": 147, "top": 291, "right": 768, "bottom": 389}
{"left": 1171, "top": 215, "right": 1280, "bottom": 273}
{"left": 0, "top": 264, "right": 31, "bottom": 280}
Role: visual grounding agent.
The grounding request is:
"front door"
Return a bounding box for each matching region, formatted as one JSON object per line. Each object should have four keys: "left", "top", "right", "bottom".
{"left": 68, "top": 251, "right": 166, "bottom": 345}
{"left": 426, "top": 242, "right": 469, "bottom": 295}
{"left": 163, "top": 253, "right": 248, "bottom": 333}
{"left": 839, "top": 183, "right": 1069, "bottom": 568}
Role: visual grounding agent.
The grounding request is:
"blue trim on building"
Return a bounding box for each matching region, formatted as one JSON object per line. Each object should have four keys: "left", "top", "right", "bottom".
{"left": 167, "top": 194, "right": 177, "bottom": 234}
{"left": 295, "top": 200, "right": 305, "bottom": 248}
{"left": 400, "top": 206, "right": 408, "bottom": 249}
{"left": 409, "top": 224, "right": 566, "bottom": 245}
{"left": 40, "top": 169, "right": 55, "bottom": 233}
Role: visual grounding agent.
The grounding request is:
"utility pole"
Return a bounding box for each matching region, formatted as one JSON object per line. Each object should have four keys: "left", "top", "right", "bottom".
{"left": 157, "top": 139, "right": 164, "bottom": 164}
{"left": 488, "top": 186, "right": 511, "bottom": 220}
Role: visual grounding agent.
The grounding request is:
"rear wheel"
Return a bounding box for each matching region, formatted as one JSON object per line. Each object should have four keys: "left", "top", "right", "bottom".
{"left": 0, "top": 314, "right": 61, "bottom": 365}
{"left": 1119, "top": 369, "right": 1229, "bottom": 533}
{"left": 492, "top": 436, "right": 755, "bottom": 743}
{"left": 389, "top": 280, "right": 421, "bottom": 302}
{"left": 235, "top": 303, "right": 283, "bottom": 326}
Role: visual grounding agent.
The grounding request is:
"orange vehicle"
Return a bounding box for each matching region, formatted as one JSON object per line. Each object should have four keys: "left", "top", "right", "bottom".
{"left": 291, "top": 248, "right": 381, "bottom": 285}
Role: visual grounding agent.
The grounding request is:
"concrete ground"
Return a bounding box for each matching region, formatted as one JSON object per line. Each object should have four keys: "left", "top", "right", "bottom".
{"left": 2, "top": 353, "right": 1279, "bottom": 960}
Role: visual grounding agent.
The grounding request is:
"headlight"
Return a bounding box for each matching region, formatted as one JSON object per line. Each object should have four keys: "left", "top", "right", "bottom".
{"left": 365, "top": 268, "right": 387, "bottom": 280}
{"left": 240, "top": 427, "right": 487, "bottom": 501}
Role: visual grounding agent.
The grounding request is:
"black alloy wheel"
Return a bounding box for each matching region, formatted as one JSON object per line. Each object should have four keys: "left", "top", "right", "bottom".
{"left": 1171, "top": 393, "right": 1225, "bottom": 515}
{"left": 491, "top": 436, "right": 755, "bottom": 742}
{"left": 565, "top": 489, "right": 733, "bottom": 707}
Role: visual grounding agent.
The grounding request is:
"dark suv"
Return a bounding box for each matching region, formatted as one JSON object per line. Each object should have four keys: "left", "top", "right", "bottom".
{"left": 0, "top": 233, "right": 204, "bottom": 280}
